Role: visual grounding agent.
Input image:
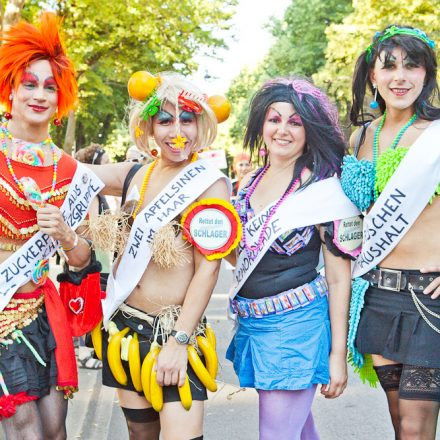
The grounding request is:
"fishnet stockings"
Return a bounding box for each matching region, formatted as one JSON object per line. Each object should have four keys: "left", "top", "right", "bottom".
{"left": 2, "top": 386, "right": 67, "bottom": 440}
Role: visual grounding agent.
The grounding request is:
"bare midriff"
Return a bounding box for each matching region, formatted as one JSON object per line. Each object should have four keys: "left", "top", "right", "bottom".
{"left": 379, "top": 197, "right": 440, "bottom": 270}
{"left": 356, "top": 120, "right": 440, "bottom": 271}
{"left": 124, "top": 234, "right": 195, "bottom": 315}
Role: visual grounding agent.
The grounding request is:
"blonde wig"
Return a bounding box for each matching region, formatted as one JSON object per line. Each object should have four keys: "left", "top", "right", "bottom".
{"left": 128, "top": 72, "right": 217, "bottom": 158}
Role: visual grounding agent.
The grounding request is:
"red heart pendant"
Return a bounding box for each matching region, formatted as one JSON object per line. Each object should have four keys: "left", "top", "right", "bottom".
{"left": 68, "top": 297, "right": 84, "bottom": 315}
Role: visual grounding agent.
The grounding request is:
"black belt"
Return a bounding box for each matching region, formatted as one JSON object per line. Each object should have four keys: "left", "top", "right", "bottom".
{"left": 362, "top": 268, "right": 437, "bottom": 293}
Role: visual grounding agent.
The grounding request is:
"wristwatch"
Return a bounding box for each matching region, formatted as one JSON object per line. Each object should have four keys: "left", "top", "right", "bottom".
{"left": 170, "top": 330, "right": 190, "bottom": 345}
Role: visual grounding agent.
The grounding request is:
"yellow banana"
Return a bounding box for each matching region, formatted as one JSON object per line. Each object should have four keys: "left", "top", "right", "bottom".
{"left": 188, "top": 345, "right": 217, "bottom": 392}
{"left": 196, "top": 335, "right": 218, "bottom": 380}
{"left": 107, "top": 327, "right": 130, "bottom": 386}
{"left": 128, "top": 333, "right": 142, "bottom": 392}
{"left": 91, "top": 320, "right": 102, "bottom": 360}
{"left": 141, "top": 342, "right": 160, "bottom": 402}
{"left": 205, "top": 323, "right": 216, "bottom": 351}
{"left": 178, "top": 374, "right": 193, "bottom": 411}
{"left": 150, "top": 359, "right": 163, "bottom": 412}
{"left": 121, "top": 335, "right": 132, "bottom": 362}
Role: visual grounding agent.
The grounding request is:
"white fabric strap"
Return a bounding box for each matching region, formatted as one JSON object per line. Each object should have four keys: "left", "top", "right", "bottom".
{"left": 103, "top": 159, "right": 228, "bottom": 324}
{"left": 0, "top": 162, "right": 104, "bottom": 311}
{"left": 230, "top": 176, "right": 360, "bottom": 299}
{"left": 353, "top": 120, "right": 440, "bottom": 278}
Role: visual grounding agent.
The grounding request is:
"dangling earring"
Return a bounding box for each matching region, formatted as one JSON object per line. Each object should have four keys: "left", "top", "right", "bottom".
{"left": 258, "top": 147, "right": 267, "bottom": 157}
{"left": 53, "top": 118, "right": 61, "bottom": 126}
{"left": 150, "top": 148, "right": 158, "bottom": 157}
{"left": 3, "top": 112, "right": 12, "bottom": 120}
{"left": 370, "top": 85, "right": 379, "bottom": 109}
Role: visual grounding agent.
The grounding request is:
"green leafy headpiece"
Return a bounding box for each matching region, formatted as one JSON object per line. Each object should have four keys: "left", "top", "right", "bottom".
{"left": 365, "top": 26, "right": 435, "bottom": 63}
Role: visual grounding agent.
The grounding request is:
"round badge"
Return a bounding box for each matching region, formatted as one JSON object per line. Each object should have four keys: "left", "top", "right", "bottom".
{"left": 181, "top": 198, "right": 241, "bottom": 260}
{"left": 332, "top": 215, "right": 363, "bottom": 257}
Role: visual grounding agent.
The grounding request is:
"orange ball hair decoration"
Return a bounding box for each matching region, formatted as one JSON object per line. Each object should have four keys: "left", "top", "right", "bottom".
{"left": 0, "top": 12, "right": 78, "bottom": 119}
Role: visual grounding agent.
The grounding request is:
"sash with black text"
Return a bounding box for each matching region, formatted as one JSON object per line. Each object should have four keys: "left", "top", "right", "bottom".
{"left": 0, "top": 163, "right": 104, "bottom": 311}
{"left": 353, "top": 119, "right": 440, "bottom": 278}
{"left": 231, "top": 176, "right": 360, "bottom": 299}
{"left": 103, "top": 159, "right": 229, "bottom": 324}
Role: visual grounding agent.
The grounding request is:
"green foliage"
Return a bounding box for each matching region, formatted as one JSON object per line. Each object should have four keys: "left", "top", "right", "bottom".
{"left": 314, "top": 0, "right": 440, "bottom": 108}
{"left": 104, "top": 123, "right": 132, "bottom": 163}
{"left": 266, "top": 0, "right": 352, "bottom": 78}
{"left": 227, "top": 0, "right": 351, "bottom": 144}
{"left": 227, "top": 66, "right": 264, "bottom": 144}
{"left": 55, "top": 0, "right": 235, "bottom": 153}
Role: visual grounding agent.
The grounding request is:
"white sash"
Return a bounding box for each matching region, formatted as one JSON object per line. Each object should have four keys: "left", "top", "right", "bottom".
{"left": 0, "top": 163, "right": 104, "bottom": 311}
{"left": 230, "top": 176, "right": 360, "bottom": 299}
{"left": 353, "top": 120, "right": 440, "bottom": 278}
{"left": 103, "top": 159, "right": 228, "bottom": 324}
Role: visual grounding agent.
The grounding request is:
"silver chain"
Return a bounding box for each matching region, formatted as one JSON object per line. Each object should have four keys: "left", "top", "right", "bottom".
{"left": 409, "top": 283, "right": 440, "bottom": 334}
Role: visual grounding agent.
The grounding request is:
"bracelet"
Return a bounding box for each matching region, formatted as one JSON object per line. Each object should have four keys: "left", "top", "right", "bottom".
{"left": 62, "top": 233, "right": 79, "bottom": 252}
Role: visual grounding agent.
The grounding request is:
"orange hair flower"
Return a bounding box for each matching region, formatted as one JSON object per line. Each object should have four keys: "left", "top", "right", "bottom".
{"left": 0, "top": 12, "right": 77, "bottom": 118}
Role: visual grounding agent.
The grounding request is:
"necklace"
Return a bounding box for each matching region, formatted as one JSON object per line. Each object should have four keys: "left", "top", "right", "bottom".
{"left": 373, "top": 111, "right": 418, "bottom": 199}
{"left": 241, "top": 165, "right": 304, "bottom": 254}
{"left": 132, "top": 153, "right": 198, "bottom": 219}
{"left": 0, "top": 124, "right": 58, "bottom": 204}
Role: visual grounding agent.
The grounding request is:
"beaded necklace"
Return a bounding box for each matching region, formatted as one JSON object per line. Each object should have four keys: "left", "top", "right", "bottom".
{"left": 372, "top": 111, "right": 418, "bottom": 199}
{"left": 241, "top": 165, "right": 305, "bottom": 254}
{"left": 0, "top": 124, "right": 58, "bottom": 203}
{"left": 132, "top": 153, "right": 198, "bottom": 219}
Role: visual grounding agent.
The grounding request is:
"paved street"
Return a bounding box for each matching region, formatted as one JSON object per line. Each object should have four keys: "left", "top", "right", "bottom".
{"left": 1, "top": 263, "right": 439, "bottom": 439}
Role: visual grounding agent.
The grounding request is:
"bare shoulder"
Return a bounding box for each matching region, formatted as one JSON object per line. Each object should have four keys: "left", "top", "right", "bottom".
{"left": 198, "top": 177, "right": 229, "bottom": 201}
{"left": 87, "top": 162, "right": 135, "bottom": 196}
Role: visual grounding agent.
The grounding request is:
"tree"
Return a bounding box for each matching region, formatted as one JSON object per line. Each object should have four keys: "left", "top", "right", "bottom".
{"left": 10, "top": 0, "right": 235, "bottom": 153}
{"left": 56, "top": 0, "right": 235, "bottom": 152}
{"left": 265, "top": 0, "right": 352, "bottom": 78}
{"left": 314, "top": 0, "right": 440, "bottom": 118}
{"left": 227, "top": 0, "right": 351, "bottom": 144}
{"left": 1, "top": 0, "right": 26, "bottom": 30}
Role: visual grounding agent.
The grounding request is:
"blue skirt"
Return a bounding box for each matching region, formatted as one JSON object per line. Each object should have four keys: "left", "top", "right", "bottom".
{"left": 226, "top": 294, "right": 331, "bottom": 390}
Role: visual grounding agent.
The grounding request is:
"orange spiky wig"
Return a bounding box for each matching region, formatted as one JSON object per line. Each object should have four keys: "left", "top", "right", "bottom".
{"left": 0, "top": 12, "right": 77, "bottom": 119}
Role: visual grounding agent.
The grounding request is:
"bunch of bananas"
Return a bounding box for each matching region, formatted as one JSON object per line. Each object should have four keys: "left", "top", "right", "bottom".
{"left": 93, "top": 322, "right": 219, "bottom": 412}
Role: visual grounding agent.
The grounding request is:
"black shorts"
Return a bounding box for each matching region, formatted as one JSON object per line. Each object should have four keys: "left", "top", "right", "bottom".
{"left": 102, "top": 307, "right": 208, "bottom": 403}
{"left": 356, "top": 281, "right": 440, "bottom": 368}
{"left": 0, "top": 305, "right": 58, "bottom": 399}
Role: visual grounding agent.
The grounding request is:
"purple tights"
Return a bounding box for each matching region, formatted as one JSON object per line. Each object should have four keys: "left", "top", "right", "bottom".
{"left": 258, "top": 386, "right": 319, "bottom": 440}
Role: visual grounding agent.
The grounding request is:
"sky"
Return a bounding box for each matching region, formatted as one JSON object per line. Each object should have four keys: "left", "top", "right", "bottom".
{"left": 192, "top": 0, "right": 291, "bottom": 95}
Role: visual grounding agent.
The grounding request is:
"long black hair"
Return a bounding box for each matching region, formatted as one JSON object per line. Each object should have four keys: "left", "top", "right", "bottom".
{"left": 243, "top": 77, "right": 346, "bottom": 188}
{"left": 351, "top": 25, "right": 440, "bottom": 126}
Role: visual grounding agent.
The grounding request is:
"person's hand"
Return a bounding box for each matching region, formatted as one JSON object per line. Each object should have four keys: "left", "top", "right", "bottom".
{"left": 320, "top": 352, "right": 347, "bottom": 399}
{"left": 420, "top": 266, "right": 440, "bottom": 299}
{"left": 36, "top": 204, "right": 73, "bottom": 243}
{"left": 155, "top": 338, "right": 188, "bottom": 387}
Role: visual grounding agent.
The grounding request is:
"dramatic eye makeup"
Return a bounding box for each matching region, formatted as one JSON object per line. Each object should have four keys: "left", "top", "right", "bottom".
{"left": 266, "top": 108, "right": 282, "bottom": 122}
{"left": 44, "top": 77, "right": 57, "bottom": 91}
{"left": 156, "top": 110, "right": 174, "bottom": 123}
{"left": 179, "top": 111, "right": 196, "bottom": 123}
{"left": 21, "top": 72, "right": 39, "bottom": 86}
{"left": 288, "top": 114, "right": 302, "bottom": 125}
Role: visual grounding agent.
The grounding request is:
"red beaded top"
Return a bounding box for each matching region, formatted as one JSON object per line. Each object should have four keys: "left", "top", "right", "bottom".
{"left": 0, "top": 152, "right": 77, "bottom": 241}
